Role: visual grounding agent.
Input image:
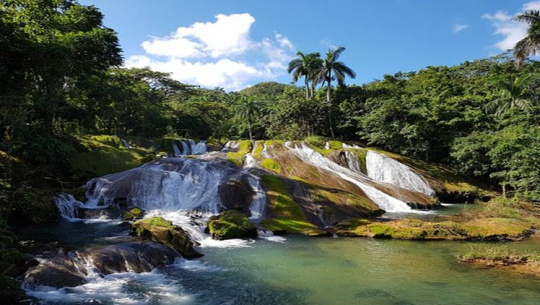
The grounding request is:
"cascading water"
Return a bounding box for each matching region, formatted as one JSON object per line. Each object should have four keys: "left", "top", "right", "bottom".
{"left": 120, "top": 139, "right": 131, "bottom": 149}
{"left": 366, "top": 151, "right": 436, "bottom": 196}
{"left": 172, "top": 142, "right": 181, "bottom": 157}
{"left": 56, "top": 157, "right": 267, "bottom": 247}
{"left": 284, "top": 142, "right": 414, "bottom": 212}
{"left": 181, "top": 141, "right": 190, "bottom": 155}
{"left": 344, "top": 151, "right": 363, "bottom": 173}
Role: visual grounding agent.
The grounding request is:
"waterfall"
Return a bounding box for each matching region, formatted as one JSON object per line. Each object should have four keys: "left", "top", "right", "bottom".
{"left": 58, "top": 157, "right": 267, "bottom": 246}
{"left": 120, "top": 139, "right": 131, "bottom": 149}
{"left": 366, "top": 151, "right": 435, "bottom": 196}
{"left": 285, "top": 142, "right": 413, "bottom": 212}
{"left": 342, "top": 143, "right": 362, "bottom": 149}
{"left": 344, "top": 151, "right": 363, "bottom": 173}
{"left": 172, "top": 142, "right": 181, "bottom": 157}
{"left": 189, "top": 140, "right": 207, "bottom": 155}
{"left": 181, "top": 141, "right": 191, "bottom": 156}
{"left": 54, "top": 194, "right": 85, "bottom": 220}
{"left": 324, "top": 142, "right": 330, "bottom": 149}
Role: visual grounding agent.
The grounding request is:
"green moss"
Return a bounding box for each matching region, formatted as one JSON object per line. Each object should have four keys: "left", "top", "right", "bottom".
{"left": 207, "top": 210, "right": 257, "bottom": 240}
{"left": 123, "top": 207, "right": 143, "bottom": 221}
{"left": 261, "top": 175, "right": 316, "bottom": 233}
{"left": 252, "top": 141, "right": 264, "bottom": 159}
{"left": 261, "top": 159, "right": 282, "bottom": 173}
{"left": 328, "top": 141, "right": 342, "bottom": 150}
{"left": 227, "top": 140, "right": 253, "bottom": 167}
{"left": 138, "top": 216, "right": 175, "bottom": 230}
{"left": 304, "top": 136, "right": 326, "bottom": 148}
{"left": 70, "top": 135, "right": 152, "bottom": 177}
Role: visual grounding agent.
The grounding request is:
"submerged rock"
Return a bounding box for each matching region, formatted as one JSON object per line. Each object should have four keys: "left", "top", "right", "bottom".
{"left": 131, "top": 217, "right": 203, "bottom": 259}
{"left": 207, "top": 210, "right": 257, "bottom": 240}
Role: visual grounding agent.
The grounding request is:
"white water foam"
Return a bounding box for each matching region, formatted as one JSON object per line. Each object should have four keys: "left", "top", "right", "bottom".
{"left": 25, "top": 270, "right": 194, "bottom": 305}
{"left": 366, "top": 151, "right": 436, "bottom": 196}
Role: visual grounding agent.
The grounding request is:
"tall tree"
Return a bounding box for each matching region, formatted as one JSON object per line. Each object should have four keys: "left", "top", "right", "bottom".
{"left": 235, "top": 96, "right": 261, "bottom": 141}
{"left": 315, "top": 47, "right": 356, "bottom": 137}
{"left": 513, "top": 10, "right": 540, "bottom": 64}
{"left": 287, "top": 52, "right": 321, "bottom": 99}
{"left": 486, "top": 74, "right": 534, "bottom": 116}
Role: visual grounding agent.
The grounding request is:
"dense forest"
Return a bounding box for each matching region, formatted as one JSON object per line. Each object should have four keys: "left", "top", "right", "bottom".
{"left": 1, "top": 0, "right": 539, "bottom": 218}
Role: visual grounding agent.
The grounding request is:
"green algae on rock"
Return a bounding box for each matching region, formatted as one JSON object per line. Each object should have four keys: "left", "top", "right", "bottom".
{"left": 207, "top": 210, "right": 257, "bottom": 240}
{"left": 131, "top": 217, "right": 202, "bottom": 259}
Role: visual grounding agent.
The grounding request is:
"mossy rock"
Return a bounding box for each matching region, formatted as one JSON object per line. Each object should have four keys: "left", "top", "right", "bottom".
{"left": 207, "top": 210, "right": 257, "bottom": 240}
{"left": 260, "top": 175, "right": 317, "bottom": 234}
{"left": 124, "top": 207, "right": 144, "bottom": 221}
{"left": 261, "top": 158, "right": 282, "bottom": 173}
{"left": 131, "top": 217, "right": 202, "bottom": 259}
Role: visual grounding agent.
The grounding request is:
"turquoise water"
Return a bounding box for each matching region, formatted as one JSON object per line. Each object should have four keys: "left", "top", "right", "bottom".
{"left": 21, "top": 220, "right": 540, "bottom": 305}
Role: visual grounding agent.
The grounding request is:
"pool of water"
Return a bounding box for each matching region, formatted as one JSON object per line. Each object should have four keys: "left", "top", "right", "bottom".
{"left": 20, "top": 219, "right": 540, "bottom": 305}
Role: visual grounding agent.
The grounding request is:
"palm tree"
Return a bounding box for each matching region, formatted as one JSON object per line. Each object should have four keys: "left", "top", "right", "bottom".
{"left": 235, "top": 96, "right": 261, "bottom": 141}
{"left": 513, "top": 10, "right": 540, "bottom": 64}
{"left": 486, "top": 74, "right": 533, "bottom": 116}
{"left": 288, "top": 52, "right": 322, "bottom": 99}
{"left": 315, "top": 46, "right": 356, "bottom": 104}
{"left": 314, "top": 47, "right": 356, "bottom": 138}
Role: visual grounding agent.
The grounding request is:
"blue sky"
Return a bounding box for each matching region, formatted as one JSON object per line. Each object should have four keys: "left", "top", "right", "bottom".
{"left": 80, "top": 0, "right": 540, "bottom": 91}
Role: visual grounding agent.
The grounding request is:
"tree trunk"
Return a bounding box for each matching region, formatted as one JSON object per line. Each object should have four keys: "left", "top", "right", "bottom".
{"left": 247, "top": 113, "right": 253, "bottom": 142}
{"left": 326, "top": 72, "right": 335, "bottom": 138}
{"left": 305, "top": 78, "right": 309, "bottom": 99}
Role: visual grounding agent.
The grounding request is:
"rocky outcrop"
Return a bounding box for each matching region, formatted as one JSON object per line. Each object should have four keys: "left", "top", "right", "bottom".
{"left": 23, "top": 242, "right": 180, "bottom": 289}
{"left": 218, "top": 176, "right": 254, "bottom": 213}
{"left": 207, "top": 211, "right": 257, "bottom": 240}
{"left": 131, "top": 217, "right": 203, "bottom": 259}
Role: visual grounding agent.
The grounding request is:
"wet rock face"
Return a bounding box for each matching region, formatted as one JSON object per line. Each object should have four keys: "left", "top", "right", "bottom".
{"left": 218, "top": 176, "right": 254, "bottom": 213}
{"left": 23, "top": 256, "right": 87, "bottom": 289}
{"left": 82, "top": 242, "right": 179, "bottom": 274}
{"left": 131, "top": 217, "right": 203, "bottom": 259}
{"left": 207, "top": 210, "right": 257, "bottom": 240}
{"left": 23, "top": 242, "right": 180, "bottom": 289}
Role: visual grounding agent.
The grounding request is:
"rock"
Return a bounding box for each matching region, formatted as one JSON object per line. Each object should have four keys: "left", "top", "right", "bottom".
{"left": 81, "top": 242, "right": 179, "bottom": 274}
{"left": 207, "top": 210, "right": 257, "bottom": 240}
{"left": 218, "top": 176, "right": 254, "bottom": 213}
{"left": 81, "top": 205, "right": 122, "bottom": 219}
{"left": 23, "top": 242, "right": 180, "bottom": 289}
{"left": 23, "top": 256, "right": 87, "bottom": 289}
{"left": 123, "top": 207, "right": 144, "bottom": 221}
{"left": 131, "top": 217, "right": 203, "bottom": 259}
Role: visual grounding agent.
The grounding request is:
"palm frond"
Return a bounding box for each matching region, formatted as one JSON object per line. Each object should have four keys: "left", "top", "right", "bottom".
{"left": 514, "top": 10, "right": 540, "bottom": 25}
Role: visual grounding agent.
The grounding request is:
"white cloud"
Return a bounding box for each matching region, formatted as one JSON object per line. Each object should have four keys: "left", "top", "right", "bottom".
{"left": 126, "top": 13, "right": 294, "bottom": 91}
{"left": 482, "top": 1, "right": 540, "bottom": 51}
{"left": 453, "top": 23, "right": 469, "bottom": 34}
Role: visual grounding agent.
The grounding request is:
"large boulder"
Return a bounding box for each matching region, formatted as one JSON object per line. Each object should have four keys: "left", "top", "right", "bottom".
{"left": 81, "top": 242, "right": 179, "bottom": 274}
{"left": 23, "top": 242, "right": 180, "bottom": 289}
{"left": 23, "top": 256, "right": 87, "bottom": 289}
{"left": 218, "top": 176, "right": 254, "bottom": 213}
{"left": 207, "top": 210, "right": 257, "bottom": 240}
{"left": 131, "top": 217, "right": 203, "bottom": 259}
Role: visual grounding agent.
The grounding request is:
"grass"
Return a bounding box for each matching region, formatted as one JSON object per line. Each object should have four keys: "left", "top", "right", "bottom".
{"left": 70, "top": 135, "right": 152, "bottom": 177}
{"left": 460, "top": 244, "right": 540, "bottom": 262}
{"left": 260, "top": 175, "right": 316, "bottom": 233}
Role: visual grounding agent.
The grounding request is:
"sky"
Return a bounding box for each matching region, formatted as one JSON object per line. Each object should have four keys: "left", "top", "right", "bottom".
{"left": 79, "top": 0, "right": 540, "bottom": 91}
